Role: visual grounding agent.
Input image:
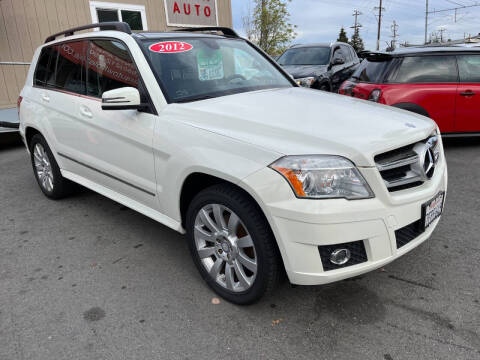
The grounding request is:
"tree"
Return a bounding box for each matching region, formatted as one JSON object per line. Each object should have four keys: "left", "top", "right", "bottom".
{"left": 337, "top": 27, "right": 349, "bottom": 43}
{"left": 349, "top": 27, "right": 365, "bottom": 53}
{"left": 243, "top": 0, "right": 297, "bottom": 56}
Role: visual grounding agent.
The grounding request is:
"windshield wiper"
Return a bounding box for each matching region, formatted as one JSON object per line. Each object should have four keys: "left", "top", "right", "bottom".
{"left": 175, "top": 95, "right": 217, "bottom": 103}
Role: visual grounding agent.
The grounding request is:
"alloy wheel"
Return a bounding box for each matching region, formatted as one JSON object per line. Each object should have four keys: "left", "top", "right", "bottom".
{"left": 33, "top": 143, "right": 54, "bottom": 192}
{"left": 194, "top": 204, "right": 257, "bottom": 292}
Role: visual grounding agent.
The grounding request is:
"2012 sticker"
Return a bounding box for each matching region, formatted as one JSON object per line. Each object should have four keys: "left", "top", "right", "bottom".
{"left": 149, "top": 41, "right": 193, "bottom": 54}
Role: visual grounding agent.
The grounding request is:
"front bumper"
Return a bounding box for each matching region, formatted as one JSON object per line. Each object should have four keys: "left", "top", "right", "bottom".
{"left": 240, "top": 158, "right": 447, "bottom": 285}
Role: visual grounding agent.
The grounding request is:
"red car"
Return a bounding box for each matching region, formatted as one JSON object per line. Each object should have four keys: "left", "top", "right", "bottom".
{"left": 339, "top": 47, "right": 480, "bottom": 135}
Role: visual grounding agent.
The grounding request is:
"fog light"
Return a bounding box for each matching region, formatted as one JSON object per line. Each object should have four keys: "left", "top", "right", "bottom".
{"left": 330, "top": 248, "right": 351, "bottom": 265}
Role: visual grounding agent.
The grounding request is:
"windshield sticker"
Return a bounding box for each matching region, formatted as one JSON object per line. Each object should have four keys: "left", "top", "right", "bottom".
{"left": 197, "top": 50, "right": 224, "bottom": 81}
{"left": 149, "top": 41, "right": 193, "bottom": 54}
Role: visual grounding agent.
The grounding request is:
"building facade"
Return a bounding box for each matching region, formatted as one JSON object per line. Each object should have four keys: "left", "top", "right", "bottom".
{"left": 0, "top": 0, "right": 233, "bottom": 109}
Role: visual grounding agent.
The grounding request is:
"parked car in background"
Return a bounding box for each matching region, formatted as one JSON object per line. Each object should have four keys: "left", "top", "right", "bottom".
{"left": 277, "top": 43, "right": 360, "bottom": 92}
{"left": 0, "top": 107, "right": 20, "bottom": 139}
{"left": 339, "top": 47, "right": 480, "bottom": 135}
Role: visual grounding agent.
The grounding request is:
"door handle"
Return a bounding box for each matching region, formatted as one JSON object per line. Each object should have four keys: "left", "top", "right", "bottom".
{"left": 80, "top": 105, "right": 93, "bottom": 118}
{"left": 460, "top": 90, "right": 476, "bottom": 96}
{"left": 41, "top": 94, "right": 50, "bottom": 102}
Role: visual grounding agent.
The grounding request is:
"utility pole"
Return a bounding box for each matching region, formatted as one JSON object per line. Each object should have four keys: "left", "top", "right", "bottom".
{"left": 439, "top": 27, "right": 446, "bottom": 43}
{"left": 351, "top": 9, "right": 362, "bottom": 33}
{"left": 390, "top": 20, "right": 399, "bottom": 50}
{"left": 424, "top": 0, "right": 429, "bottom": 44}
{"left": 375, "top": 0, "right": 385, "bottom": 51}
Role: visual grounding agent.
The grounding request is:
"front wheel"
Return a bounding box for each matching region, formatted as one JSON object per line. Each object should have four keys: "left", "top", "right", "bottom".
{"left": 186, "top": 184, "right": 282, "bottom": 304}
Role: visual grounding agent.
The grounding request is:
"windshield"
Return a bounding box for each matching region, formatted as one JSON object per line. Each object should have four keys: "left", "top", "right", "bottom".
{"left": 278, "top": 47, "right": 331, "bottom": 66}
{"left": 141, "top": 37, "right": 292, "bottom": 103}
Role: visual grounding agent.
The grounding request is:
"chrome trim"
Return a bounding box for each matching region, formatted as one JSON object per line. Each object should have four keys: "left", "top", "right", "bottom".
{"left": 383, "top": 172, "right": 422, "bottom": 188}
{"left": 0, "top": 61, "right": 31, "bottom": 65}
{"left": 375, "top": 136, "right": 440, "bottom": 191}
{"left": 376, "top": 155, "right": 419, "bottom": 171}
{"left": 57, "top": 153, "right": 156, "bottom": 197}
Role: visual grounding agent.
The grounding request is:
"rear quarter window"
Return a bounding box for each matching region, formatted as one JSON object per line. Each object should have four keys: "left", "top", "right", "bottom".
{"left": 34, "top": 47, "right": 56, "bottom": 87}
{"left": 351, "top": 58, "right": 393, "bottom": 83}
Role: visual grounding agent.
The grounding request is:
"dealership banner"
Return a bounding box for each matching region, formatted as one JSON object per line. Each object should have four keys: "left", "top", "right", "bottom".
{"left": 164, "top": 0, "right": 218, "bottom": 27}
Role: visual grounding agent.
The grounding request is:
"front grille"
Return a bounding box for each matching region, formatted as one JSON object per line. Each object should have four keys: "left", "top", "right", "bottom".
{"left": 318, "top": 240, "right": 368, "bottom": 271}
{"left": 395, "top": 219, "right": 424, "bottom": 248}
{"left": 374, "top": 136, "right": 439, "bottom": 192}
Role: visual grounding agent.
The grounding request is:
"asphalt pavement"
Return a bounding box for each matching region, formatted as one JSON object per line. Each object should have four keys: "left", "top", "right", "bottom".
{"left": 0, "top": 137, "right": 479, "bottom": 360}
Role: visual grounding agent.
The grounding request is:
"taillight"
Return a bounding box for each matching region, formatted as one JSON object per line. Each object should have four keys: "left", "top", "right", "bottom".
{"left": 17, "top": 96, "right": 23, "bottom": 116}
{"left": 340, "top": 81, "right": 356, "bottom": 96}
{"left": 368, "top": 89, "right": 381, "bottom": 102}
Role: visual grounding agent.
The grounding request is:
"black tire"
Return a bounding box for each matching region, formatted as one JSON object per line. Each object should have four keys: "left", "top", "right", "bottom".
{"left": 29, "top": 133, "right": 75, "bottom": 199}
{"left": 318, "top": 83, "right": 331, "bottom": 92}
{"left": 186, "top": 183, "right": 282, "bottom": 305}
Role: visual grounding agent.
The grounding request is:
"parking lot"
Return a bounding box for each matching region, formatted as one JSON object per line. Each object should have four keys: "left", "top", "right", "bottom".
{"left": 0, "top": 137, "right": 479, "bottom": 360}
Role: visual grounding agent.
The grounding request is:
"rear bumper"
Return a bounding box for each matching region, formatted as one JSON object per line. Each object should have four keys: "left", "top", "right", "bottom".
{"left": 241, "top": 160, "right": 447, "bottom": 285}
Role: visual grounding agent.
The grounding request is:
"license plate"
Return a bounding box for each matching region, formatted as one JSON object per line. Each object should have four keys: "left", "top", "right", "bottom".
{"left": 422, "top": 192, "right": 445, "bottom": 230}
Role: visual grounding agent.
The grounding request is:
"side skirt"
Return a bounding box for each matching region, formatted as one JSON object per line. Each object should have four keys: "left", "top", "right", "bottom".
{"left": 60, "top": 169, "right": 185, "bottom": 234}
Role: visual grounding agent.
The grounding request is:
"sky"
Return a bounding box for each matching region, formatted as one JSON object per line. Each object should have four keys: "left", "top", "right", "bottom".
{"left": 231, "top": 0, "right": 480, "bottom": 50}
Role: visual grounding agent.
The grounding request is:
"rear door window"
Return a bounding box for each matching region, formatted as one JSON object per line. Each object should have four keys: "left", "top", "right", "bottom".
{"left": 392, "top": 55, "right": 457, "bottom": 83}
{"left": 34, "top": 46, "right": 56, "bottom": 87}
{"left": 457, "top": 54, "right": 480, "bottom": 82}
{"left": 53, "top": 41, "right": 87, "bottom": 94}
{"left": 86, "top": 39, "right": 139, "bottom": 98}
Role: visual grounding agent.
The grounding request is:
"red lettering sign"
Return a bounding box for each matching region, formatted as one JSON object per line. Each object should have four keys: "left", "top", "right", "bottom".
{"left": 149, "top": 41, "right": 193, "bottom": 54}
{"left": 173, "top": 2, "right": 180, "bottom": 14}
{"left": 204, "top": 6, "right": 211, "bottom": 17}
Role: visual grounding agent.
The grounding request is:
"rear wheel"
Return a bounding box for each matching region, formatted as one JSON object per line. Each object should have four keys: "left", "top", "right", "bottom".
{"left": 30, "top": 134, "right": 75, "bottom": 199}
{"left": 186, "top": 184, "right": 281, "bottom": 304}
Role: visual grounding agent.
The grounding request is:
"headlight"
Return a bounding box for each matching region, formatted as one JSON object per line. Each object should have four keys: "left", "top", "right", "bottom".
{"left": 269, "top": 155, "right": 374, "bottom": 199}
{"left": 295, "top": 77, "right": 315, "bottom": 87}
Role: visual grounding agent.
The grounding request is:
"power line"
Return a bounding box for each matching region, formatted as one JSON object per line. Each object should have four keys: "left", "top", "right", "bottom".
{"left": 424, "top": 0, "right": 480, "bottom": 44}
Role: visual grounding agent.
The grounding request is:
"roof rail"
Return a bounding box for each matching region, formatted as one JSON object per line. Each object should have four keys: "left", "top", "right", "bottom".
{"left": 358, "top": 50, "right": 392, "bottom": 61}
{"left": 175, "top": 27, "right": 240, "bottom": 38}
{"left": 45, "top": 22, "right": 132, "bottom": 43}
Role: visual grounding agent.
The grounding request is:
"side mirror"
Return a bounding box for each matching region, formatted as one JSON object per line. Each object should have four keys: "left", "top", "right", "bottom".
{"left": 102, "top": 87, "right": 144, "bottom": 110}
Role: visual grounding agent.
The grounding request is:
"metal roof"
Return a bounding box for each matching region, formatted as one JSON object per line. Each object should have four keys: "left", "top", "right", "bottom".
{"left": 289, "top": 42, "right": 351, "bottom": 49}
{"left": 363, "top": 46, "right": 480, "bottom": 58}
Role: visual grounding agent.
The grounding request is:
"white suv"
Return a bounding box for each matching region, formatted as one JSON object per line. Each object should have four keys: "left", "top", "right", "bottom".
{"left": 19, "top": 23, "right": 447, "bottom": 304}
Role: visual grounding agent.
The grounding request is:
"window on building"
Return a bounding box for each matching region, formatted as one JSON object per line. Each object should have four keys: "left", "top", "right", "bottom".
{"left": 86, "top": 39, "right": 139, "bottom": 98}
{"left": 89, "top": 1, "right": 147, "bottom": 30}
{"left": 393, "top": 56, "right": 458, "bottom": 83}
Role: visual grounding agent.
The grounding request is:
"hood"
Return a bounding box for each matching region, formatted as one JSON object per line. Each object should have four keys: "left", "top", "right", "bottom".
{"left": 281, "top": 64, "right": 328, "bottom": 78}
{"left": 166, "top": 87, "right": 436, "bottom": 167}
